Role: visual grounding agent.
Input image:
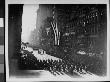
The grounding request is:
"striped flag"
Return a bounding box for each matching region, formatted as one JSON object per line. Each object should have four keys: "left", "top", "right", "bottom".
{"left": 0, "top": 18, "right": 4, "bottom": 73}
{"left": 51, "top": 5, "right": 60, "bottom": 45}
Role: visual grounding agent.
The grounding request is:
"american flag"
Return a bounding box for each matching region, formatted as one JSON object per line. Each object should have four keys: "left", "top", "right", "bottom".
{"left": 0, "top": 18, "right": 4, "bottom": 73}
{"left": 0, "top": 1, "right": 4, "bottom": 81}
{"left": 51, "top": 5, "right": 60, "bottom": 45}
